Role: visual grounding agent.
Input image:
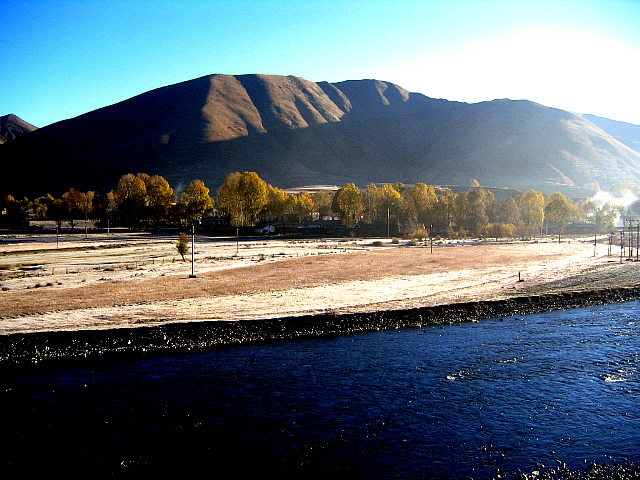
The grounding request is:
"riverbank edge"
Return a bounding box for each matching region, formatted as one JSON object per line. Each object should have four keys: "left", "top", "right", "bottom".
{"left": 2, "top": 285, "right": 640, "bottom": 367}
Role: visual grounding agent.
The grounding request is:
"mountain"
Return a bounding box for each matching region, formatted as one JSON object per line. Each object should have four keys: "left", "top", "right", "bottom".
{"left": 582, "top": 114, "right": 640, "bottom": 154}
{"left": 2, "top": 74, "right": 640, "bottom": 199}
{"left": 0, "top": 114, "right": 37, "bottom": 144}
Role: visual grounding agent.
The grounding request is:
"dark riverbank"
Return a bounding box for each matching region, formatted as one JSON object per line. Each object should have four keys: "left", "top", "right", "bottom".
{"left": 2, "top": 286, "right": 640, "bottom": 367}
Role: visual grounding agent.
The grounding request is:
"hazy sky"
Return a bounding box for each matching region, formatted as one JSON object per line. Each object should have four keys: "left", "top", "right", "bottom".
{"left": 2, "top": 0, "right": 639, "bottom": 127}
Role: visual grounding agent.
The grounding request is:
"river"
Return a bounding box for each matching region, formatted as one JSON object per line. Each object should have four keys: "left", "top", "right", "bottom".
{"left": 2, "top": 301, "right": 639, "bottom": 478}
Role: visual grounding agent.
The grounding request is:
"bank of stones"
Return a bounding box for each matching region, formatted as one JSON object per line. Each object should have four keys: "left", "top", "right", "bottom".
{"left": 1, "top": 286, "right": 640, "bottom": 366}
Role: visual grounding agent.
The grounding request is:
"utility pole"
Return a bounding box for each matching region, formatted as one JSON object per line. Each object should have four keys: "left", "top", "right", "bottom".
{"left": 430, "top": 224, "right": 433, "bottom": 254}
{"left": 189, "top": 224, "right": 196, "bottom": 278}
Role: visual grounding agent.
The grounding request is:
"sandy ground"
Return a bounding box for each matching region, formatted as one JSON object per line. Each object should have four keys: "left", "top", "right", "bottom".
{"left": 1, "top": 232, "right": 638, "bottom": 335}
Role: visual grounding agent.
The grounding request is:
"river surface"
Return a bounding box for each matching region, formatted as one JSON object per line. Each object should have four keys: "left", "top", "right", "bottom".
{"left": 2, "top": 302, "right": 639, "bottom": 478}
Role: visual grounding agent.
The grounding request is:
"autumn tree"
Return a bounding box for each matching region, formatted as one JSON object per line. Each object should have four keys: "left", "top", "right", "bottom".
{"left": 113, "top": 173, "right": 147, "bottom": 228}
{"left": 544, "top": 192, "right": 577, "bottom": 239}
{"left": 311, "top": 191, "right": 334, "bottom": 219}
{"left": 286, "top": 192, "right": 315, "bottom": 223}
{"left": 431, "top": 191, "right": 455, "bottom": 236}
{"left": 374, "top": 184, "right": 403, "bottom": 220}
{"left": 264, "top": 184, "right": 289, "bottom": 221}
{"left": 90, "top": 190, "right": 110, "bottom": 227}
{"left": 404, "top": 183, "right": 437, "bottom": 230}
{"left": 61, "top": 188, "right": 88, "bottom": 229}
{"left": 516, "top": 190, "right": 545, "bottom": 230}
{"left": 238, "top": 172, "right": 268, "bottom": 225}
{"left": 216, "top": 172, "right": 268, "bottom": 226}
{"left": 145, "top": 175, "right": 175, "bottom": 226}
{"left": 176, "top": 232, "right": 189, "bottom": 261}
{"left": 497, "top": 197, "right": 520, "bottom": 225}
{"left": 178, "top": 179, "right": 214, "bottom": 225}
{"left": 333, "top": 183, "right": 363, "bottom": 227}
{"left": 362, "top": 183, "right": 379, "bottom": 222}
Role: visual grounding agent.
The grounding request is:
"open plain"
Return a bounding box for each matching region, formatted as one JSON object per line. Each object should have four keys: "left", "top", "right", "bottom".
{"left": 1, "top": 232, "right": 639, "bottom": 336}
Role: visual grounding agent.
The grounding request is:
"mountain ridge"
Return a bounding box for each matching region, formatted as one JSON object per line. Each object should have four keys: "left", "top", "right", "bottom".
{"left": 1, "top": 73, "right": 639, "bottom": 198}
{"left": 0, "top": 114, "right": 37, "bottom": 145}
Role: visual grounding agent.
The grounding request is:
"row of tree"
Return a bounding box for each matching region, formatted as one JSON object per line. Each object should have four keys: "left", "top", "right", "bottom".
{"left": 0, "top": 171, "right": 633, "bottom": 236}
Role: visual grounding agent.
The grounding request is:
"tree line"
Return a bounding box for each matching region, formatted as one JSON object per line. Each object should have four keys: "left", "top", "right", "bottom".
{"left": 0, "top": 171, "right": 634, "bottom": 236}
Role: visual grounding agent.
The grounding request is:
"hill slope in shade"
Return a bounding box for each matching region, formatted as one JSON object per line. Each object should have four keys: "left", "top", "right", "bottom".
{"left": 1, "top": 74, "right": 639, "bottom": 198}
{"left": 0, "top": 114, "right": 37, "bottom": 144}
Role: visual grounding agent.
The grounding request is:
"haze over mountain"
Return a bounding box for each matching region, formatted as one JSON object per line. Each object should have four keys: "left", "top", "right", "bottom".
{"left": 2, "top": 73, "right": 639, "bottom": 199}
{"left": 0, "top": 114, "right": 37, "bottom": 145}
{"left": 581, "top": 114, "right": 640, "bottom": 154}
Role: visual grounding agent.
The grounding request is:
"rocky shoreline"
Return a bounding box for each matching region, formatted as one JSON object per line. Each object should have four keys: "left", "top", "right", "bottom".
{"left": 2, "top": 285, "right": 640, "bottom": 367}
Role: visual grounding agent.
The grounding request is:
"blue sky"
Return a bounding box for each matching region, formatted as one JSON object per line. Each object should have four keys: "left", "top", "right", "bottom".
{"left": 2, "top": 0, "right": 639, "bottom": 127}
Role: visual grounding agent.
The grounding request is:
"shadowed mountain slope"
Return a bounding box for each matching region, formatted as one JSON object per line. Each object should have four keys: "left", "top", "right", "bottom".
{"left": 2, "top": 74, "right": 639, "bottom": 198}
{"left": 0, "top": 114, "right": 37, "bottom": 145}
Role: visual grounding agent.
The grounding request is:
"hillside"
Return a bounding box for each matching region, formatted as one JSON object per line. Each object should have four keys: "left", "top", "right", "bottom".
{"left": 582, "top": 114, "right": 640, "bottom": 154}
{"left": 0, "top": 114, "right": 37, "bottom": 144}
{"left": 1, "top": 74, "right": 639, "bottom": 198}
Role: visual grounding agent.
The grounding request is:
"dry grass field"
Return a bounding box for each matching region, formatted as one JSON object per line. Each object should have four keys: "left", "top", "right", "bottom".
{"left": 1, "top": 233, "right": 638, "bottom": 335}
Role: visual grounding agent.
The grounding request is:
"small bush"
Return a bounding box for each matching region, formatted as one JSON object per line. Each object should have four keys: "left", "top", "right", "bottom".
{"left": 391, "top": 237, "right": 400, "bottom": 244}
{"left": 372, "top": 240, "right": 384, "bottom": 247}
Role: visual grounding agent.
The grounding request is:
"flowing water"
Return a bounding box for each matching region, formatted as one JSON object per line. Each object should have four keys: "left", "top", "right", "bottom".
{"left": 2, "top": 302, "right": 639, "bottom": 478}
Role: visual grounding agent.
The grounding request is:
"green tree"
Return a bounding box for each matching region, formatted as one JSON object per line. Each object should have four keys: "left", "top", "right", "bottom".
{"left": 31, "top": 194, "right": 56, "bottom": 220}
{"left": 179, "top": 179, "right": 213, "bottom": 225}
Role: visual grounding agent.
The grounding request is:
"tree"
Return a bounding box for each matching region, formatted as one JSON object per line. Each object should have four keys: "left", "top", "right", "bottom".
{"left": 237, "top": 172, "right": 268, "bottom": 225}
{"left": 362, "top": 183, "right": 379, "bottom": 222}
{"left": 90, "top": 190, "right": 110, "bottom": 227}
{"left": 61, "top": 188, "right": 87, "bottom": 229}
{"left": 146, "top": 175, "right": 175, "bottom": 226}
{"left": 404, "top": 183, "right": 437, "bottom": 229}
{"left": 216, "top": 172, "right": 268, "bottom": 226}
{"left": 333, "top": 183, "right": 363, "bottom": 227}
{"left": 265, "top": 184, "right": 289, "bottom": 221}
{"left": 594, "top": 202, "right": 621, "bottom": 233}
{"left": 311, "top": 191, "right": 334, "bottom": 219}
{"left": 374, "top": 184, "right": 403, "bottom": 220}
{"left": 176, "top": 232, "right": 189, "bottom": 261}
{"left": 497, "top": 197, "right": 520, "bottom": 225}
{"left": 544, "top": 192, "right": 576, "bottom": 239}
{"left": 179, "top": 179, "right": 213, "bottom": 225}
{"left": 516, "top": 190, "right": 545, "bottom": 230}
{"left": 286, "top": 192, "right": 315, "bottom": 223}
{"left": 431, "top": 191, "right": 455, "bottom": 236}
{"left": 113, "top": 173, "right": 147, "bottom": 228}
{"left": 31, "top": 194, "right": 56, "bottom": 220}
